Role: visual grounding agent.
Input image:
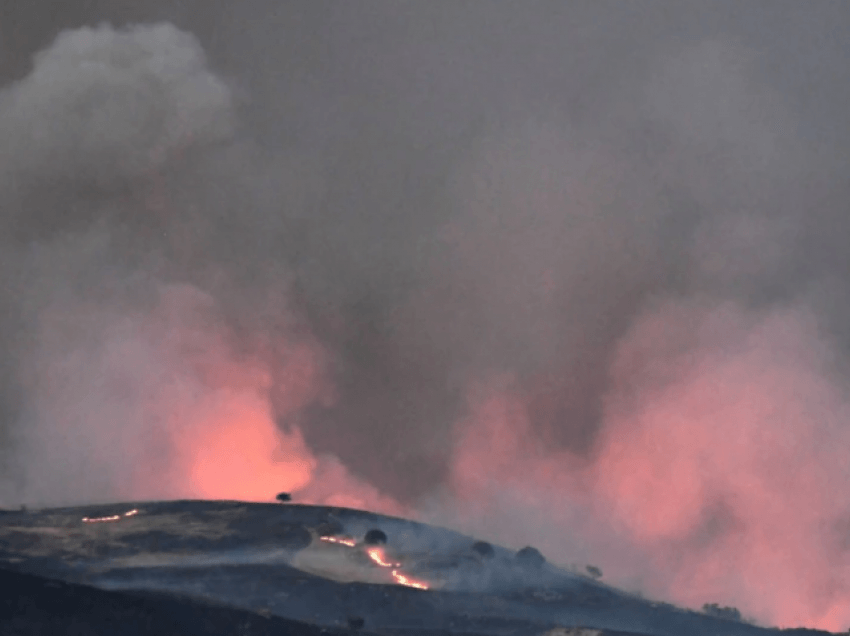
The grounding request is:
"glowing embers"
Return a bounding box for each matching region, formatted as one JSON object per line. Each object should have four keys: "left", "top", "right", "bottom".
{"left": 318, "top": 534, "right": 431, "bottom": 590}
{"left": 366, "top": 546, "right": 430, "bottom": 590}
{"left": 391, "top": 569, "right": 429, "bottom": 590}
{"left": 320, "top": 535, "right": 357, "bottom": 547}
{"left": 82, "top": 509, "right": 139, "bottom": 523}
{"left": 366, "top": 546, "right": 400, "bottom": 568}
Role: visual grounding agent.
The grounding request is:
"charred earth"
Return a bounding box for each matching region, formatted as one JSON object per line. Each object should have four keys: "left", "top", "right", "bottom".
{"left": 0, "top": 501, "right": 837, "bottom": 636}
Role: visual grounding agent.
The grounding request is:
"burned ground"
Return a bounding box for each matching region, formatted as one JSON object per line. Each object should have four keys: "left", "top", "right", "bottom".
{"left": 0, "top": 500, "right": 839, "bottom": 636}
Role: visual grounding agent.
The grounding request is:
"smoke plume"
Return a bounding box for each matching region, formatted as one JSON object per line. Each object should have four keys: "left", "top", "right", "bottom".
{"left": 2, "top": 2, "right": 850, "bottom": 630}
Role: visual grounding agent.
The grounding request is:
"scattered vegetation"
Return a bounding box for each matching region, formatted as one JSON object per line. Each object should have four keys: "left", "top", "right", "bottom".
{"left": 702, "top": 603, "right": 742, "bottom": 621}
{"left": 471, "top": 540, "right": 495, "bottom": 559}
{"left": 515, "top": 546, "right": 546, "bottom": 568}
{"left": 363, "top": 529, "right": 387, "bottom": 545}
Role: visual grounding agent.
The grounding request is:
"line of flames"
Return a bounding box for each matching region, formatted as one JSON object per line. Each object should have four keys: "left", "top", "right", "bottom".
{"left": 82, "top": 509, "right": 139, "bottom": 523}
{"left": 367, "top": 546, "right": 430, "bottom": 590}
{"left": 77, "top": 518, "right": 429, "bottom": 591}
{"left": 320, "top": 535, "right": 357, "bottom": 547}
{"left": 366, "top": 546, "right": 400, "bottom": 568}
{"left": 391, "top": 569, "right": 429, "bottom": 590}
{"left": 320, "top": 537, "right": 430, "bottom": 590}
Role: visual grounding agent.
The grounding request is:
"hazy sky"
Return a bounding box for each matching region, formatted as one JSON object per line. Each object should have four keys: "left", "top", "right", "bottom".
{"left": 2, "top": 2, "right": 850, "bottom": 629}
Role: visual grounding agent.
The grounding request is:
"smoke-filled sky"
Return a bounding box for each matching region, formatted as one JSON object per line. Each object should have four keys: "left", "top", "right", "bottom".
{"left": 2, "top": 1, "right": 850, "bottom": 630}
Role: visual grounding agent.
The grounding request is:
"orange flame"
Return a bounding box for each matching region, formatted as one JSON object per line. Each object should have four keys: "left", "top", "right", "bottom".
{"left": 391, "top": 569, "right": 430, "bottom": 590}
{"left": 316, "top": 530, "right": 431, "bottom": 590}
{"left": 365, "top": 547, "right": 430, "bottom": 590}
{"left": 366, "top": 546, "right": 401, "bottom": 568}
{"left": 82, "top": 509, "right": 139, "bottom": 523}
{"left": 82, "top": 515, "right": 121, "bottom": 523}
{"left": 320, "top": 536, "right": 357, "bottom": 547}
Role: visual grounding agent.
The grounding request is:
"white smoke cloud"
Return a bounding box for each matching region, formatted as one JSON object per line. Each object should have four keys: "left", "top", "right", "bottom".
{"left": 0, "top": 23, "right": 397, "bottom": 515}
{"left": 0, "top": 23, "right": 233, "bottom": 187}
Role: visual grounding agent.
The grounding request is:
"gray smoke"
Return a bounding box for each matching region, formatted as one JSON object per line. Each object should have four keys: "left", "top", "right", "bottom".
{"left": 2, "top": 2, "right": 850, "bottom": 629}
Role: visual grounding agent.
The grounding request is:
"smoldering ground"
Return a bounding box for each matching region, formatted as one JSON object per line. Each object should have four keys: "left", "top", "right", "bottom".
{"left": 1, "top": 1, "right": 850, "bottom": 630}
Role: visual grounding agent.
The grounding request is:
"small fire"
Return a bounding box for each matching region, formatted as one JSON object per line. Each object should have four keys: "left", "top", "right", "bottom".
{"left": 367, "top": 547, "right": 401, "bottom": 568}
{"left": 320, "top": 535, "right": 357, "bottom": 547}
{"left": 391, "top": 569, "right": 430, "bottom": 590}
{"left": 82, "top": 515, "right": 121, "bottom": 523}
{"left": 366, "top": 547, "right": 430, "bottom": 590}
{"left": 317, "top": 535, "right": 430, "bottom": 590}
{"left": 82, "top": 509, "right": 139, "bottom": 523}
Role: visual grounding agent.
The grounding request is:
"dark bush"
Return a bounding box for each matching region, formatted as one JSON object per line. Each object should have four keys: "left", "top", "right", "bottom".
{"left": 515, "top": 546, "right": 545, "bottom": 568}
{"left": 702, "top": 603, "right": 742, "bottom": 621}
{"left": 363, "top": 529, "right": 388, "bottom": 545}
{"left": 471, "top": 541, "right": 495, "bottom": 559}
{"left": 315, "top": 520, "right": 344, "bottom": 537}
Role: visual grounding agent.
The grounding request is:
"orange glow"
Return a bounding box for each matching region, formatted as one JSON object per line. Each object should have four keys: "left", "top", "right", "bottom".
{"left": 33, "top": 285, "right": 405, "bottom": 525}
{"left": 444, "top": 305, "right": 850, "bottom": 631}
{"left": 320, "top": 536, "right": 357, "bottom": 547}
{"left": 82, "top": 514, "right": 121, "bottom": 523}
{"left": 391, "top": 569, "right": 430, "bottom": 590}
{"left": 175, "top": 391, "right": 316, "bottom": 502}
{"left": 366, "top": 547, "right": 401, "bottom": 568}
{"left": 164, "top": 368, "right": 406, "bottom": 514}
{"left": 142, "top": 293, "right": 405, "bottom": 516}
{"left": 82, "top": 508, "right": 140, "bottom": 523}
{"left": 366, "top": 548, "right": 431, "bottom": 590}
{"left": 317, "top": 535, "right": 431, "bottom": 590}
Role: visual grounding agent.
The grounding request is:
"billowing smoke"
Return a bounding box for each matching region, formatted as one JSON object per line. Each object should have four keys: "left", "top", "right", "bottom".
{"left": 2, "top": 3, "right": 850, "bottom": 631}
{"left": 0, "top": 22, "right": 403, "bottom": 515}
